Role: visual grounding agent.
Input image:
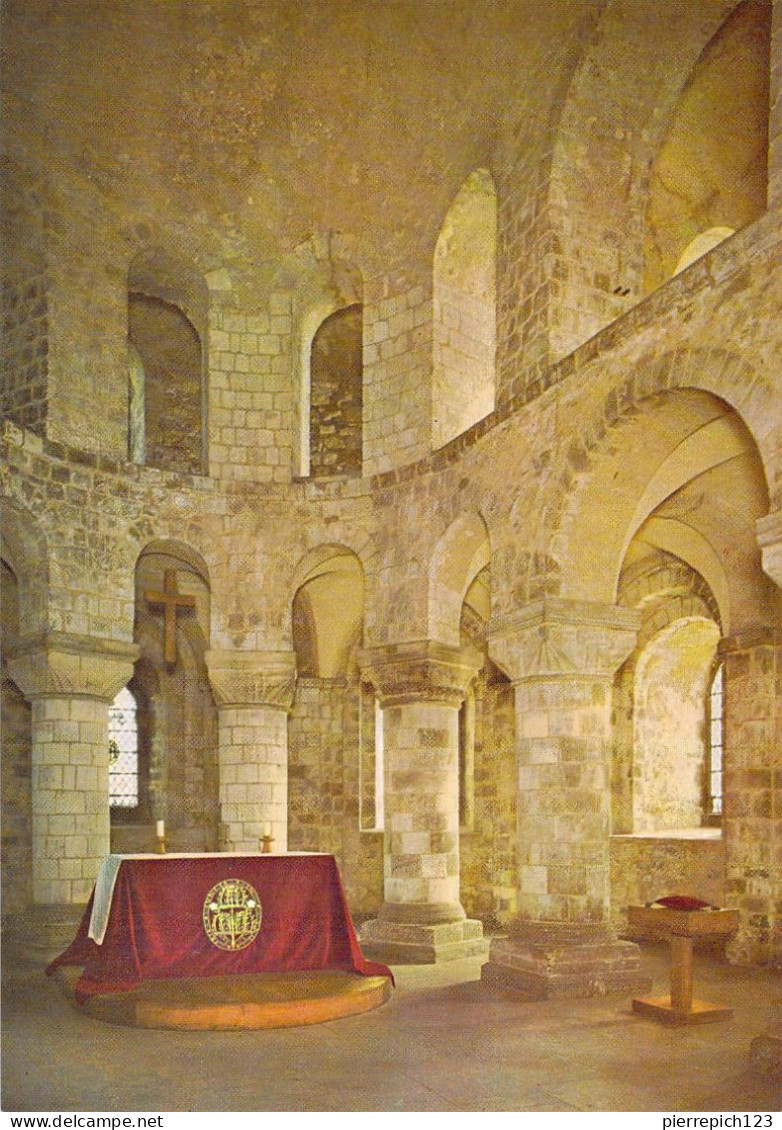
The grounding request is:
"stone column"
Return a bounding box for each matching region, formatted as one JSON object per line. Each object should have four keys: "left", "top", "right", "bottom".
{"left": 482, "top": 600, "right": 650, "bottom": 998}
{"left": 358, "top": 641, "right": 487, "bottom": 962}
{"left": 6, "top": 635, "right": 138, "bottom": 906}
{"left": 719, "top": 627, "right": 780, "bottom": 967}
{"left": 205, "top": 649, "right": 296, "bottom": 852}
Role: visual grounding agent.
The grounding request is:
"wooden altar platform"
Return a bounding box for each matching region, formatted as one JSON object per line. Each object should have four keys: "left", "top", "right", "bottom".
{"left": 46, "top": 852, "right": 393, "bottom": 1029}
{"left": 52, "top": 965, "right": 392, "bottom": 1030}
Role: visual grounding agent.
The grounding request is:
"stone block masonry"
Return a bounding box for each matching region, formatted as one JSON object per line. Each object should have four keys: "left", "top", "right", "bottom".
{"left": 208, "top": 295, "right": 294, "bottom": 484}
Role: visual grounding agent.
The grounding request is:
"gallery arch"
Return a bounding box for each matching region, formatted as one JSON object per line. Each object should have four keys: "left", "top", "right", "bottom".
{"left": 127, "top": 249, "right": 209, "bottom": 474}
{"left": 112, "top": 541, "right": 218, "bottom": 853}
{"left": 644, "top": 0, "right": 771, "bottom": 291}
{"left": 432, "top": 169, "right": 497, "bottom": 449}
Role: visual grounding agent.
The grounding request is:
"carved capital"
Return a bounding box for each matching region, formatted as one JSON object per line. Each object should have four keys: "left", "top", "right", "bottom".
{"left": 488, "top": 600, "right": 640, "bottom": 683}
{"left": 4, "top": 633, "right": 139, "bottom": 701}
{"left": 359, "top": 640, "right": 480, "bottom": 707}
{"left": 205, "top": 648, "right": 296, "bottom": 710}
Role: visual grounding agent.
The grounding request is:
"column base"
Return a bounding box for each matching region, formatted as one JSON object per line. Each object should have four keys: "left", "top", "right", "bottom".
{"left": 481, "top": 920, "right": 651, "bottom": 1000}
{"left": 361, "top": 914, "right": 488, "bottom": 964}
{"left": 749, "top": 997, "right": 782, "bottom": 1079}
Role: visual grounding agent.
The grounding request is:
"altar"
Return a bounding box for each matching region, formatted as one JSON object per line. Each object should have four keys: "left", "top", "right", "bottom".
{"left": 47, "top": 853, "right": 392, "bottom": 1025}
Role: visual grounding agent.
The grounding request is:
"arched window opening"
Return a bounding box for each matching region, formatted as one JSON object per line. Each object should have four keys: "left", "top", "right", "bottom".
{"left": 127, "top": 248, "right": 209, "bottom": 475}
{"left": 644, "top": 0, "right": 770, "bottom": 290}
{"left": 109, "top": 687, "right": 139, "bottom": 809}
{"left": 373, "top": 695, "right": 385, "bottom": 832}
{"left": 458, "top": 691, "right": 475, "bottom": 831}
{"left": 309, "top": 305, "right": 363, "bottom": 478}
{"left": 128, "top": 344, "right": 146, "bottom": 464}
{"left": 707, "top": 663, "right": 724, "bottom": 820}
{"left": 674, "top": 227, "right": 736, "bottom": 275}
{"left": 631, "top": 618, "right": 721, "bottom": 833}
{"left": 128, "top": 293, "right": 203, "bottom": 474}
{"left": 432, "top": 168, "right": 496, "bottom": 450}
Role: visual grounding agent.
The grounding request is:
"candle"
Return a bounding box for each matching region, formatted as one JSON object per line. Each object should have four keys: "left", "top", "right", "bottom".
{"left": 156, "top": 820, "right": 165, "bottom": 838}
{"left": 263, "top": 822, "right": 272, "bottom": 838}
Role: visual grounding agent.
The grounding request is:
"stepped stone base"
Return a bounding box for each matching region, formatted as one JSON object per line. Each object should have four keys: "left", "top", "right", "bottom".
{"left": 481, "top": 920, "right": 651, "bottom": 999}
{"left": 361, "top": 915, "right": 488, "bottom": 964}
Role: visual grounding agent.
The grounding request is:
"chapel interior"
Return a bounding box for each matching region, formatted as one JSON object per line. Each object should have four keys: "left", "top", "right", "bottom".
{"left": 1, "top": 0, "right": 781, "bottom": 1113}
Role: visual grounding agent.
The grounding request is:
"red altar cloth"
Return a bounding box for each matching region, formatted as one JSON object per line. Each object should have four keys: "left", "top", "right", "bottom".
{"left": 46, "top": 853, "right": 392, "bottom": 1003}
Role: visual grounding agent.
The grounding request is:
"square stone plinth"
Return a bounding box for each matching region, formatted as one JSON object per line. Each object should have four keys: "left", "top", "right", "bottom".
{"left": 360, "top": 916, "right": 488, "bottom": 964}
{"left": 481, "top": 924, "right": 651, "bottom": 999}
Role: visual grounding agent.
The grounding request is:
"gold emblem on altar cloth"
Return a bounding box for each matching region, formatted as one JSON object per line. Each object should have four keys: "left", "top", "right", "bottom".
{"left": 202, "top": 878, "right": 262, "bottom": 951}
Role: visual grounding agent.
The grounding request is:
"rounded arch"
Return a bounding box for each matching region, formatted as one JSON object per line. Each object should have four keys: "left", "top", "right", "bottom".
{"left": 547, "top": 0, "right": 753, "bottom": 353}
{"left": 543, "top": 361, "right": 774, "bottom": 634}
{"left": 428, "top": 512, "right": 492, "bottom": 648}
{"left": 674, "top": 227, "right": 736, "bottom": 275}
{"left": 128, "top": 247, "right": 208, "bottom": 474}
{"left": 644, "top": 0, "right": 771, "bottom": 291}
{"left": 432, "top": 168, "right": 497, "bottom": 450}
{"left": 613, "top": 549, "right": 724, "bottom": 834}
{"left": 0, "top": 498, "right": 49, "bottom": 639}
{"left": 136, "top": 539, "right": 210, "bottom": 586}
{"left": 128, "top": 246, "right": 209, "bottom": 340}
{"left": 135, "top": 539, "right": 211, "bottom": 653}
{"left": 289, "top": 234, "right": 365, "bottom": 478}
{"left": 290, "top": 543, "right": 364, "bottom": 679}
{"left": 628, "top": 616, "right": 721, "bottom": 833}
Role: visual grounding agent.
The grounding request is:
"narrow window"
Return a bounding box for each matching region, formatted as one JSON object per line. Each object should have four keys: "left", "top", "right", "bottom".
{"left": 109, "top": 687, "right": 139, "bottom": 808}
{"left": 359, "top": 686, "right": 384, "bottom": 832}
{"left": 707, "top": 664, "right": 724, "bottom": 819}
{"left": 374, "top": 697, "right": 385, "bottom": 831}
{"left": 459, "top": 691, "right": 475, "bottom": 831}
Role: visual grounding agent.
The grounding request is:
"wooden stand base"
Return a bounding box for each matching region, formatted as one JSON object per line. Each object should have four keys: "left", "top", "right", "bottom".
{"left": 632, "top": 995, "right": 734, "bottom": 1026}
{"left": 627, "top": 906, "right": 738, "bottom": 1027}
{"left": 53, "top": 967, "right": 392, "bottom": 1030}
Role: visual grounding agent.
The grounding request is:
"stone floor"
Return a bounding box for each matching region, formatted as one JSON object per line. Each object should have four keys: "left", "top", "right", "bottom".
{"left": 2, "top": 945, "right": 780, "bottom": 1112}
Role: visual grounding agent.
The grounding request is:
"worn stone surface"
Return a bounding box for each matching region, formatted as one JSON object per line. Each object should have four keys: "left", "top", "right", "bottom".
{"left": 0, "top": 0, "right": 780, "bottom": 975}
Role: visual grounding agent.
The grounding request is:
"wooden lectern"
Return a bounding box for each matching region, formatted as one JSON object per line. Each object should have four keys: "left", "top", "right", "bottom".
{"left": 628, "top": 905, "right": 739, "bottom": 1025}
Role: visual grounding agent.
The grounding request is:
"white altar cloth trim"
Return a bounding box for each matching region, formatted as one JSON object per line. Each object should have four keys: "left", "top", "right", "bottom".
{"left": 88, "top": 852, "right": 326, "bottom": 944}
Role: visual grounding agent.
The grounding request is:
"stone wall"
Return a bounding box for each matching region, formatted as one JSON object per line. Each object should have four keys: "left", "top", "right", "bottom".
{"left": 610, "top": 832, "right": 725, "bottom": 937}
{"left": 288, "top": 676, "right": 383, "bottom": 914}
{"left": 363, "top": 282, "right": 433, "bottom": 475}
{"left": 208, "top": 294, "right": 294, "bottom": 484}
{"left": 722, "top": 630, "right": 780, "bottom": 964}
{"left": 0, "top": 276, "right": 48, "bottom": 436}
{"left": 0, "top": 0, "right": 779, "bottom": 960}
{"left": 460, "top": 663, "right": 517, "bottom": 928}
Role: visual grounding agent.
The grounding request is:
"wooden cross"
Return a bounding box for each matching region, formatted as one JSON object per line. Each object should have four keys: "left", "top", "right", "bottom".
{"left": 144, "top": 569, "right": 196, "bottom": 664}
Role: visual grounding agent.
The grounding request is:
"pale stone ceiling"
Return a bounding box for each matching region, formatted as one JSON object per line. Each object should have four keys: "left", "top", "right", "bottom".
{"left": 1, "top": 0, "right": 603, "bottom": 265}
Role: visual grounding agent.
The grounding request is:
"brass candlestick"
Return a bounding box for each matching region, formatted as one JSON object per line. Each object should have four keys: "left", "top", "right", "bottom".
{"left": 260, "top": 834, "right": 274, "bottom": 853}
{"left": 156, "top": 835, "right": 167, "bottom": 854}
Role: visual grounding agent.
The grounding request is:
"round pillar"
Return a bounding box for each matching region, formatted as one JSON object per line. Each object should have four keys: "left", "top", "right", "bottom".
{"left": 359, "top": 641, "right": 487, "bottom": 963}
{"left": 205, "top": 649, "right": 295, "bottom": 852}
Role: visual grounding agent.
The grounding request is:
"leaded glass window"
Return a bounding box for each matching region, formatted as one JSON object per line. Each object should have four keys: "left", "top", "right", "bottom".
{"left": 109, "top": 686, "right": 139, "bottom": 807}
{"left": 708, "top": 664, "right": 724, "bottom": 818}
